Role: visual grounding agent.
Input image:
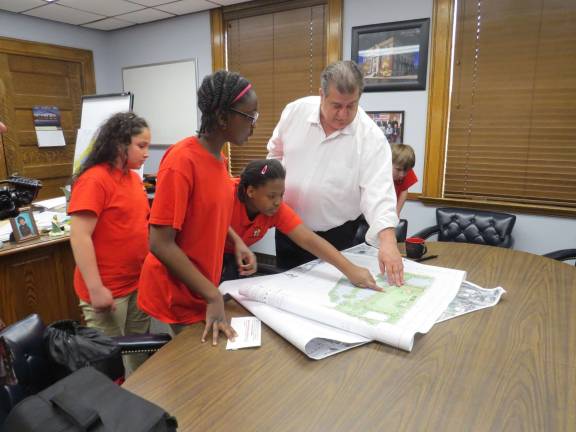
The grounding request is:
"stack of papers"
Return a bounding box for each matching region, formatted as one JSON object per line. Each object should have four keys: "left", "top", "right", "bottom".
{"left": 34, "top": 196, "right": 67, "bottom": 211}
{"left": 220, "top": 244, "right": 467, "bottom": 359}
{"left": 0, "top": 220, "right": 12, "bottom": 242}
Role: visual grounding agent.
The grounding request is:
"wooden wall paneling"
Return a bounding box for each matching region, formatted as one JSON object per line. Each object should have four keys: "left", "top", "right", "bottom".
{"left": 211, "top": 8, "right": 226, "bottom": 72}
{"left": 0, "top": 56, "right": 12, "bottom": 179}
{"left": 211, "top": 8, "right": 232, "bottom": 168}
{"left": 422, "top": 0, "right": 454, "bottom": 198}
{"left": 0, "top": 53, "right": 20, "bottom": 180}
{"left": 326, "top": 0, "right": 342, "bottom": 64}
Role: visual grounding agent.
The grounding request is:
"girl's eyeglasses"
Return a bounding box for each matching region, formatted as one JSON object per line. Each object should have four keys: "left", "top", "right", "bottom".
{"left": 229, "top": 108, "right": 259, "bottom": 126}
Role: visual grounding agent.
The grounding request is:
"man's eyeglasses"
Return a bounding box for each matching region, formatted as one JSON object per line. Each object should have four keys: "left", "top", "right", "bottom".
{"left": 229, "top": 108, "right": 259, "bottom": 126}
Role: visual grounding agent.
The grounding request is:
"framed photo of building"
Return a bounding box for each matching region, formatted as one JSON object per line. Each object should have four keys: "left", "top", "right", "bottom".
{"left": 352, "top": 19, "right": 430, "bottom": 92}
{"left": 367, "top": 111, "right": 404, "bottom": 144}
{"left": 10, "top": 208, "right": 40, "bottom": 243}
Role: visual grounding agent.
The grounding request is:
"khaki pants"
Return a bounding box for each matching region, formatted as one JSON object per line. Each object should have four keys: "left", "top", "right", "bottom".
{"left": 80, "top": 291, "right": 150, "bottom": 375}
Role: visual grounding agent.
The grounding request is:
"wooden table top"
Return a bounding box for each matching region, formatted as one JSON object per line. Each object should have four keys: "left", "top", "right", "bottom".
{"left": 0, "top": 233, "right": 69, "bottom": 257}
{"left": 123, "top": 242, "right": 576, "bottom": 432}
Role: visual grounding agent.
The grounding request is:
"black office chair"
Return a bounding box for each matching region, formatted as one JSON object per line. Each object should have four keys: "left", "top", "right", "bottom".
{"left": 353, "top": 216, "right": 408, "bottom": 245}
{"left": 542, "top": 249, "right": 576, "bottom": 265}
{"left": 0, "top": 314, "right": 171, "bottom": 424}
{"left": 413, "top": 207, "right": 516, "bottom": 248}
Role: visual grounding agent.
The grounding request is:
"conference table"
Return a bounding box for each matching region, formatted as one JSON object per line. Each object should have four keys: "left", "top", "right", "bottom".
{"left": 123, "top": 242, "right": 576, "bottom": 431}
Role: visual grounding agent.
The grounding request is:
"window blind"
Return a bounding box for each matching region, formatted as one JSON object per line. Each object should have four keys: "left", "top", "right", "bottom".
{"left": 444, "top": 0, "right": 576, "bottom": 208}
{"left": 226, "top": 3, "right": 326, "bottom": 176}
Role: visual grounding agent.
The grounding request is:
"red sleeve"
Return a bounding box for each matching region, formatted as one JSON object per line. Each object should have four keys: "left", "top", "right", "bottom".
{"left": 68, "top": 173, "right": 107, "bottom": 217}
{"left": 396, "top": 168, "right": 418, "bottom": 193}
{"left": 403, "top": 169, "right": 418, "bottom": 190}
{"left": 274, "top": 202, "right": 302, "bottom": 234}
{"left": 149, "top": 168, "right": 192, "bottom": 231}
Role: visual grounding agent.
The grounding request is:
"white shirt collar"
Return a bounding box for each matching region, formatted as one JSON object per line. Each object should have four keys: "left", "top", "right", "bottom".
{"left": 307, "top": 105, "right": 358, "bottom": 136}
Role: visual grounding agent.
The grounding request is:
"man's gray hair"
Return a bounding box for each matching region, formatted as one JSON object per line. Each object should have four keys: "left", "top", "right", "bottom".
{"left": 320, "top": 60, "right": 364, "bottom": 96}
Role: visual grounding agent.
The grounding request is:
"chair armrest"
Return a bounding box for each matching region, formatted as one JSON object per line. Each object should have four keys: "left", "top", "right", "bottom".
{"left": 395, "top": 219, "right": 408, "bottom": 243}
{"left": 412, "top": 225, "right": 440, "bottom": 240}
{"left": 113, "top": 333, "right": 172, "bottom": 355}
{"left": 543, "top": 249, "right": 576, "bottom": 262}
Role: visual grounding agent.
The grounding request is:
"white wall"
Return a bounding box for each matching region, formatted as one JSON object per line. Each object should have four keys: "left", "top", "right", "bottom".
{"left": 344, "top": 0, "right": 432, "bottom": 195}
{"left": 0, "top": 11, "right": 112, "bottom": 92}
{"left": 106, "top": 12, "right": 213, "bottom": 173}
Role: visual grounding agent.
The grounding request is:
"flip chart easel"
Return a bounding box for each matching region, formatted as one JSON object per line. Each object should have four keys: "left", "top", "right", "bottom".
{"left": 73, "top": 93, "right": 133, "bottom": 175}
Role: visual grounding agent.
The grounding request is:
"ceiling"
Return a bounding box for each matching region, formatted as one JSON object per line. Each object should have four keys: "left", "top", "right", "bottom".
{"left": 0, "top": 0, "right": 251, "bottom": 31}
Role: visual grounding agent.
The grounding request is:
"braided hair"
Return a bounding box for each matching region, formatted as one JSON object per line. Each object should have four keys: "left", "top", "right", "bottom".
{"left": 238, "top": 159, "right": 285, "bottom": 202}
{"left": 197, "top": 70, "right": 252, "bottom": 136}
{"left": 73, "top": 112, "right": 148, "bottom": 182}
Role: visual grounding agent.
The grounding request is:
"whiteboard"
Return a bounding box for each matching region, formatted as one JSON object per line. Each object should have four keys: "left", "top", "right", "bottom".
{"left": 74, "top": 93, "right": 133, "bottom": 174}
{"left": 122, "top": 59, "right": 198, "bottom": 146}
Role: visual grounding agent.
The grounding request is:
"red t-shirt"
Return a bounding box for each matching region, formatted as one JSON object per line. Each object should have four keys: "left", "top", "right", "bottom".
{"left": 137, "top": 137, "right": 234, "bottom": 324}
{"left": 68, "top": 164, "right": 150, "bottom": 302}
{"left": 225, "top": 178, "right": 302, "bottom": 253}
{"left": 394, "top": 168, "right": 418, "bottom": 198}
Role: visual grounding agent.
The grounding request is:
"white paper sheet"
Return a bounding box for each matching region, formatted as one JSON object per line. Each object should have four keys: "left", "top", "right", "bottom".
{"left": 36, "top": 129, "right": 65, "bottom": 147}
{"left": 221, "top": 275, "right": 370, "bottom": 360}
{"left": 226, "top": 317, "right": 261, "bottom": 350}
{"left": 436, "top": 281, "right": 506, "bottom": 323}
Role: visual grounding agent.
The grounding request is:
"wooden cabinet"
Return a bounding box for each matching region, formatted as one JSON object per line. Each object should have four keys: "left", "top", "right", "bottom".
{"left": 0, "top": 236, "right": 80, "bottom": 325}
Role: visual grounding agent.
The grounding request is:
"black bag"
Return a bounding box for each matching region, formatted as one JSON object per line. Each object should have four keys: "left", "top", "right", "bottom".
{"left": 3, "top": 366, "right": 178, "bottom": 431}
{"left": 44, "top": 320, "right": 124, "bottom": 380}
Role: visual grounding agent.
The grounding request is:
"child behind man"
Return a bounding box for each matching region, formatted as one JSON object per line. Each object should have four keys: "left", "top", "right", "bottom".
{"left": 391, "top": 144, "right": 418, "bottom": 216}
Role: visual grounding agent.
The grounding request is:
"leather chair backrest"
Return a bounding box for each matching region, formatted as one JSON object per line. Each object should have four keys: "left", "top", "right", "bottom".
{"left": 353, "top": 218, "right": 408, "bottom": 245}
{"left": 436, "top": 207, "right": 516, "bottom": 248}
{"left": 0, "top": 315, "right": 63, "bottom": 420}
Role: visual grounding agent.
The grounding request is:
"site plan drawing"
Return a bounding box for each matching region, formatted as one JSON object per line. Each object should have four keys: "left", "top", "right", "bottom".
{"left": 330, "top": 272, "right": 434, "bottom": 325}
{"left": 221, "top": 244, "right": 467, "bottom": 358}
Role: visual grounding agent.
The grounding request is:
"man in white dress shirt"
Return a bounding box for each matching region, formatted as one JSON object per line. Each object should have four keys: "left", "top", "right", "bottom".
{"left": 267, "top": 60, "right": 404, "bottom": 286}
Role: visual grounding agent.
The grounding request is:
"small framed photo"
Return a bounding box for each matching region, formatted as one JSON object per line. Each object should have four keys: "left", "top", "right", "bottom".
{"left": 352, "top": 18, "right": 430, "bottom": 92}
{"left": 10, "top": 208, "right": 40, "bottom": 243}
{"left": 367, "top": 111, "right": 405, "bottom": 144}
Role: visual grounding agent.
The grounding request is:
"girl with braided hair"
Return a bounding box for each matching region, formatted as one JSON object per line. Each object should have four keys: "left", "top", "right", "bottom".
{"left": 138, "top": 70, "right": 258, "bottom": 344}
{"left": 221, "top": 159, "right": 378, "bottom": 290}
{"left": 69, "top": 112, "right": 151, "bottom": 372}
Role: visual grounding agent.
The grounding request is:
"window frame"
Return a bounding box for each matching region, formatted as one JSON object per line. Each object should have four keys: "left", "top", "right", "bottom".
{"left": 210, "top": 0, "right": 343, "bottom": 174}
{"left": 422, "top": 0, "right": 576, "bottom": 217}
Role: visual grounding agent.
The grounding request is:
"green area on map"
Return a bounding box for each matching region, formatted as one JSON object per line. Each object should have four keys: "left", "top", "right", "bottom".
{"left": 328, "top": 273, "right": 434, "bottom": 325}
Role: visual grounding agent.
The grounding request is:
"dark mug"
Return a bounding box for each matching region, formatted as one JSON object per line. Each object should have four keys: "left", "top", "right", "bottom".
{"left": 405, "top": 237, "right": 427, "bottom": 259}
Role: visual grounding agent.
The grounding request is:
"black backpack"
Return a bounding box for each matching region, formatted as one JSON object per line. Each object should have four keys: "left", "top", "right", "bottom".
{"left": 3, "top": 367, "right": 178, "bottom": 432}
{"left": 44, "top": 320, "right": 124, "bottom": 380}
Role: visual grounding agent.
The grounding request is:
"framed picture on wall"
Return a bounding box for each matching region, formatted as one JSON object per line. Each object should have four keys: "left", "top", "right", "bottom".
{"left": 352, "top": 18, "right": 430, "bottom": 92}
{"left": 367, "top": 111, "right": 404, "bottom": 144}
{"left": 9, "top": 208, "right": 40, "bottom": 243}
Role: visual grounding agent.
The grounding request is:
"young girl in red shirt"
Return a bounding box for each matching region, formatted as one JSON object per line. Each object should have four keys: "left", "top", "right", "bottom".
{"left": 222, "top": 159, "right": 378, "bottom": 290}
{"left": 138, "top": 71, "right": 257, "bottom": 345}
{"left": 69, "top": 112, "right": 151, "bottom": 372}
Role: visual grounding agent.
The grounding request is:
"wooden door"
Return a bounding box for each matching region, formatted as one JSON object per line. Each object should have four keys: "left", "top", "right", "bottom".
{"left": 0, "top": 78, "right": 8, "bottom": 179}
{"left": 0, "top": 37, "right": 95, "bottom": 199}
